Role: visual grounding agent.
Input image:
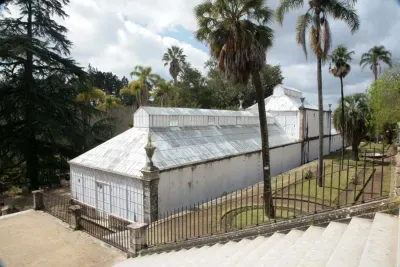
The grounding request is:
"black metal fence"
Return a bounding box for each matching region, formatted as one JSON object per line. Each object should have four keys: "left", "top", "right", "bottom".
{"left": 146, "top": 146, "right": 390, "bottom": 247}
{"left": 40, "top": 192, "right": 130, "bottom": 252}
{"left": 42, "top": 193, "right": 71, "bottom": 224}
{"left": 80, "top": 205, "right": 130, "bottom": 252}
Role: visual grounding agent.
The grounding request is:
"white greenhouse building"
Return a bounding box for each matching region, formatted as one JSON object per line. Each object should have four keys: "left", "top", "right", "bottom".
{"left": 69, "top": 85, "right": 344, "bottom": 224}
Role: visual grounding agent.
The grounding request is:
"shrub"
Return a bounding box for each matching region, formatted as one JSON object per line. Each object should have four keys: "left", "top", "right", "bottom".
{"left": 304, "top": 170, "right": 313, "bottom": 180}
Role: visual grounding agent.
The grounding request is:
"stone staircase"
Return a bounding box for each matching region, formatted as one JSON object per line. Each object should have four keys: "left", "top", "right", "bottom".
{"left": 114, "top": 212, "right": 399, "bottom": 267}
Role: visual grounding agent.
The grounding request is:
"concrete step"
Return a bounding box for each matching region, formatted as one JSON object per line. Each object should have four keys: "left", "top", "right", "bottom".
{"left": 233, "top": 233, "right": 285, "bottom": 267}
{"left": 358, "top": 212, "right": 398, "bottom": 267}
{"left": 297, "top": 222, "right": 348, "bottom": 267}
{"left": 186, "top": 241, "right": 241, "bottom": 267}
{"left": 273, "top": 226, "right": 325, "bottom": 267}
{"left": 217, "top": 236, "right": 268, "bottom": 267}
{"left": 206, "top": 239, "right": 252, "bottom": 267}
{"left": 253, "top": 229, "right": 304, "bottom": 267}
{"left": 326, "top": 217, "right": 372, "bottom": 267}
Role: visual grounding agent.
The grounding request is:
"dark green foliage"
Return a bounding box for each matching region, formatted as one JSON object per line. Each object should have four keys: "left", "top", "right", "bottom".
{"left": 0, "top": 0, "right": 94, "bottom": 189}
{"left": 87, "top": 64, "right": 128, "bottom": 96}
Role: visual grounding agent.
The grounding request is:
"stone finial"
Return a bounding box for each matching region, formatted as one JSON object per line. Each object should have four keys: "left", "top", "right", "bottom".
{"left": 238, "top": 93, "right": 244, "bottom": 110}
{"left": 300, "top": 97, "right": 305, "bottom": 109}
{"left": 328, "top": 104, "right": 332, "bottom": 111}
{"left": 143, "top": 135, "right": 158, "bottom": 172}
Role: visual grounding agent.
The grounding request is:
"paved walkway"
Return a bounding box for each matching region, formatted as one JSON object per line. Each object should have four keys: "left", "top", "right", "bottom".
{"left": 0, "top": 210, "right": 125, "bottom": 267}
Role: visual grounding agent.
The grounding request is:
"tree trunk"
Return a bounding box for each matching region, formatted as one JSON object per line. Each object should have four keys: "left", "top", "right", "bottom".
{"left": 173, "top": 76, "right": 178, "bottom": 86}
{"left": 253, "top": 71, "right": 275, "bottom": 219}
{"left": 340, "top": 76, "right": 345, "bottom": 170}
{"left": 25, "top": 2, "right": 39, "bottom": 190}
{"left": 373, "top": 64, "right": 378, "bottom": 81}
{"left": 352, "top": 142, "right": 359, "bottom": 161}
{"left": 317, "top": 57, "right": 324, "bottom": 187}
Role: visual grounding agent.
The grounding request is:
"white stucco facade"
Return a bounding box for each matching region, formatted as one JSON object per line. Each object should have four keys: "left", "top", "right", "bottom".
{"left": 69, "top": 84, "right": 345, "bottom": 223}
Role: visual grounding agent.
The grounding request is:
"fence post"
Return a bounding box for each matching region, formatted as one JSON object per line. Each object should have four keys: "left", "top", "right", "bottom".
{"left": 32, "top": 190, "right": 44, "bottom": 210}
{"left": 141, "top": 135, "right": 160, "bottom": 224}
{"left": 69, "top": 205, "right": 81, "bottom": 230}
{"left": 128, "top": 222, "right": 148, "bottom": 258}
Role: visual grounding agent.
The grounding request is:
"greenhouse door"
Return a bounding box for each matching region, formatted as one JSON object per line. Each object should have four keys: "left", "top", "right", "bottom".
{"left": 96, "top": 182, "right": 110, "bottom": 214}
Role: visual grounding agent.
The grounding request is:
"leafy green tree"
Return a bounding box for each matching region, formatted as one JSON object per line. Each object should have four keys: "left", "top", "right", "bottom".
{"left": 276, "top": 0, "right": 359, "bottom": 186}
{"left": 195, "top": 0, "right": 275, "bottom": 217}
{"left": 360, "top": 46, "right": 392, "bottom": 81}
{"left": 369, "top": 65, "right": 400, "bottom": 144}
{"left": 329, "top": 45, "right": 354, "bottom": 167}
{"left": 130, "top": 66, "right": 160, "bottom": 107}
{"left": 333, "top": 94, "right": 371, "bottom": 161}
{"left": 177, "top": 63, "right": 210, "bottom": 108}
{"left": 162, "top": 46, "right": 187, "bottom": 85}
{"left": 0, "top": 0, "right": 85, "bottom": 189}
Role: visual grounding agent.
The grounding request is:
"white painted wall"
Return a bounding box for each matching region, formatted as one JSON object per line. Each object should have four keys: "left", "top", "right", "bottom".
{"left": 70, "top": 165, "right": 144, "bottom": 222}
{"left": 158, "top": 153, "right": 263, "bottom": 213}
{"left": 157, "top": 143, "right": 305, "bottom": 213}
{"left": 270, "top": 143, "right": 302, "bottom": 176}
{"left": 305, "top": 110, "right": 332, "bottom": 137}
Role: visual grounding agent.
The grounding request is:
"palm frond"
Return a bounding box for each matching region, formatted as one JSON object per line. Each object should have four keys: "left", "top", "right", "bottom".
{"left": 325, "top": 0, "right": 360, "bottom": 33}
{"left": 322, "top": 19, "right": 332, "bottom": 61}
{"left": 296, "top": 11, "right": 312, "bottom": 58}
{"left": 275, "top": 0, "right": 304, "bottom": 25}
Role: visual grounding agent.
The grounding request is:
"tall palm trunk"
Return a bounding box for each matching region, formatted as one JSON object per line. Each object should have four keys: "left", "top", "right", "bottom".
{"left": 340, "top": 76, "right": 345, "bottom": 170}
{"left": 373, "top": 63, "right": 378, "bottom": 81}
{"left": 317, "top": 57, "right": 324, "bottom": 187}
{"left": 25, "top": 2, "right": 39, "bottom": 190}
{"left": 253, "top": 71, "right": 275, "bottom": 219}
{"left": 173, "top": 76, "right": 178, "bottom": 86}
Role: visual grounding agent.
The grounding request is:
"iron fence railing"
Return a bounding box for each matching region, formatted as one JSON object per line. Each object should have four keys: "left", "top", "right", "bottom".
{"left": 80, "top": 205, "right": 130, "bottom": 252}
{"left": 146, "top": 146, "right": 390, "bottom": 247}
{"left": 42, "top": 193, "right": 71, "bottom": 224}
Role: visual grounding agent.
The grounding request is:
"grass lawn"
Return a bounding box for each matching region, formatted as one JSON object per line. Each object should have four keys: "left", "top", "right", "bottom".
{"left": 147, "top": 142, "right": 393, "bottom": 246}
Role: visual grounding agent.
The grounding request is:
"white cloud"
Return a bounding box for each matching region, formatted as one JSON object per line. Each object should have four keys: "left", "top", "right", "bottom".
{"left": 61, "top": 0, "right": 208, "bottom": 79}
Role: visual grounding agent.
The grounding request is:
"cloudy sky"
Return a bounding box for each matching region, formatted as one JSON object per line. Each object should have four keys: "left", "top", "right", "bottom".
{"left": 7, "top": 0, "right": 400, "bottom": 109}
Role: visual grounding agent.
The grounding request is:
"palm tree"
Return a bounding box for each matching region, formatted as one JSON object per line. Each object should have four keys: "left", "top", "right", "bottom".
{"left": 360, "top": 46, "right": 392, "bottom": 81}
{"left": 97, "top": 95, "right": 123, "bottom": 113}
{"left": 275, "top": 0, "right": 359, "bottom": 186}
{"left": 329, "top": 45, "right": 354, "bottom": 169}
{"left": 120, "top": 80, "right": 145, "bottom": 111}
{"left": 152, "top": 79, "right": 179, "bottom": 107}
{"left": 130, "top": 66, "right": 160, "bottom": 106}
{"left": 162, "top": 46, "right": 187, "bottom": 85}
{"left": 195, "top": 0, "right": 275, "bottom": 217}
{"left": 333, "top": 93, "right": 370, "bottom": 161}
{"left": 76, "top": 84, "right": 105, "bottom": 106}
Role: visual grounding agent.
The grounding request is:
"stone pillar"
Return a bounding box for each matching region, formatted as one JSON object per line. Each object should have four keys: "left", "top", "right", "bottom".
{"left": 128, "top": 222, "right": 148, "bottom": 257}
{"left": 390, "top": 146, "right": 400, "bottom": 198}
{"left": 299, "top": 97, "right": 306, "bottom": 164}
{"left": 69, "top": 205, "right": 82, "bottom": 230}
{"left": 141, "top": 135, "right": 160, "bottom": 223}
{"left": 32, "top": 190, "right": 44, "bottom": 210}
{"left": 328, "top": 104, "right": 332, "bottom": 153}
